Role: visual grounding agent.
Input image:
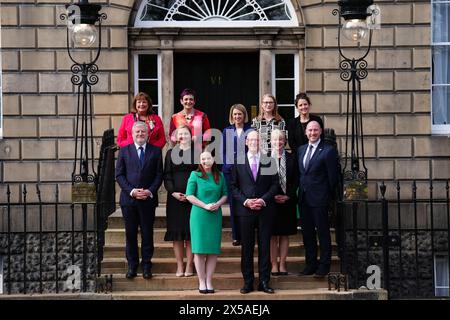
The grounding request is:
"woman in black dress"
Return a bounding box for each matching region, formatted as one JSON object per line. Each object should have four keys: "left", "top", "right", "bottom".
{"left": 270, "top": 129, "right": 299, "bottom": 276}
{"left": 287, "top": 92, "right": 324, "bottom": 152}
{"left": 164, "top": 125, "right": 198, "bottom": 277}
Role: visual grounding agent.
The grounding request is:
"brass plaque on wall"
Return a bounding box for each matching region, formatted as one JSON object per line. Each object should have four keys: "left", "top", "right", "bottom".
{"left": 343, "top": 179, "right": 368, "bottom": 201}
{"left": 72, "top": 182, "right": 97, "bottom": 204}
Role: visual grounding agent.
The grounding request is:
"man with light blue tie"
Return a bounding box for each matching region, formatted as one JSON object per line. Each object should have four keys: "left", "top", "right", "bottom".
{"left": 297, "top": 121, "right": 338, "bottom": 277}
{"left": 116, "top": 121, "right": 163, "bottom": 280}
{"left": 230, "top": 130, "right": 279, "bottom": 294}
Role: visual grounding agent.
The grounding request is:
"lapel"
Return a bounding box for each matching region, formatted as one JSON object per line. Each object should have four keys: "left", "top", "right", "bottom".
{"left": 244, "top": 156, "right": 256, "bottom": 182}
{"left": 299, "top": 145, "right": 307, "bottom": 172}
{"left": 129, "top": 144, "right": 140, "bottom": 168}
{"left": 142, "top": 144, "right": 152, "bottom": 170}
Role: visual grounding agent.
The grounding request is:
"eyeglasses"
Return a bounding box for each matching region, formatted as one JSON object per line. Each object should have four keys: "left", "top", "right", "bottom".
{"left": 262, "top": 101, "right": 274, "bottom": 105}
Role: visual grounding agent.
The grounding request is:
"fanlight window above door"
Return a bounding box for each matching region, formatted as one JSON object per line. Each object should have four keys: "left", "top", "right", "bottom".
{"left": 135, "top": 0, "right": 298, "bottom": 27}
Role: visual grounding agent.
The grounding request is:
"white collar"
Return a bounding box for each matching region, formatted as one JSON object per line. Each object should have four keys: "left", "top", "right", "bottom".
{"left": 134, "top": 142, "right": 147, "bottom": 150}
{"left": 308, "top": 139, "right": 321, "bottom": 149}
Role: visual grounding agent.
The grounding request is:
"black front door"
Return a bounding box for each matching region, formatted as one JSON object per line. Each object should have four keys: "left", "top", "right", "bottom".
{"left": 174, "top": 52, "right": 259, "bottom": 131}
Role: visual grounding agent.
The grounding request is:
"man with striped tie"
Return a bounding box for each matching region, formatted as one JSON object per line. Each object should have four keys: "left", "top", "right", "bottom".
{"left": 116, "top": 121, "right": 163, "bottom": 280}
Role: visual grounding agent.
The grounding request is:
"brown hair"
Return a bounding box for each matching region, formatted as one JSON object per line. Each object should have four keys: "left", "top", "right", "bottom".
{"left": 197, "top": 151, "right": 220, "bottom": 184}
{"left": 131, "top": 92, "right": 153, "bottom": 114}
{"left": 228, "top": 104, "right": 249, "bottom": 125}
{"left": 295, "top": 92, "right": 311, "bottom": 107}
{"left": 258, "top": 93, "right": 283, "bottom": 122}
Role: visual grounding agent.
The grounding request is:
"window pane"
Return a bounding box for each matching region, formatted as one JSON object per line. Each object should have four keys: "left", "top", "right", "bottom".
{"left": 433, "top": 46, "right": 450, "bottom": 84}
{"left": 276, "top": 80, "right": 294, "bottom": 105}
{"left": 138, "top": 80, "right": 159, "bottom": 105}
{"left": 139, "top": 55, "right": 157, "bottom": 79}
{"left": 278, "top": 106, "right": 295, "bottom": 121}
{"left": 432, "top": 86, "right": 450, "bottom": 125}
{"left": 436, "top": 255, "right": 449, "bottom": 286}
{"left": 275, "top": 54, "right": 294, "bottom": 78}
{"left": 433, "top": 3, "right": 450, "bottom": 43}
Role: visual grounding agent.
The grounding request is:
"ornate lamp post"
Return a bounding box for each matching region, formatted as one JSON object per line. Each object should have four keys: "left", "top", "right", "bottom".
{"left": 333, "top": 0, "right": 378, "bottom": 201}
{"left": 60, "top": 0, "right": 107, "bottom": 202}
{"left": 60, "top": 0, "right": 107, "bottom": 292}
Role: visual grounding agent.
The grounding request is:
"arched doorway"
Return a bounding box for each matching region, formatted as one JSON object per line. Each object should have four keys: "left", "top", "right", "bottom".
{"left": 129, "top": 0, "right": 306, "bottom": 130}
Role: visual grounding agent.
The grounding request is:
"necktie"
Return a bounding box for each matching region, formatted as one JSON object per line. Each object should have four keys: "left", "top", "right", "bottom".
{"left": 139, "top": 146, "right": 145, "bottom": 167}
{"left": 304, "top": 144, "right": 313, "bottom": 171}
{"left": 279, "top": 154, "right": 287, "bottom": 194}
{"left": 251, "top": 156, "right": 258, "bottom": 181}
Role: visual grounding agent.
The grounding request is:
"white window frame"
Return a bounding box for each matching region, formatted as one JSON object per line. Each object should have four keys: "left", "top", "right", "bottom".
{"left": 134, "top": 0, "right": 298, "bottom": 28}
{"left": 271, "top": 52, "right": 300, "bottom": 118}
{"left": 434, "top": 253, "right": 449, "bottom": 297}
{"left": 431, "top": 0, "right": 450, "bottom": 135}
{"left": 133, "top": 52, "right": 162, "bottom": 118}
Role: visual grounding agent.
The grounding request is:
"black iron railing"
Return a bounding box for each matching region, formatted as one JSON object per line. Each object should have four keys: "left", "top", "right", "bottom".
{"left": 0, "top": 130, "right": 117, "bottom": 295}
{"left": 336, "top": 180, "right": 450, "bottom": 299}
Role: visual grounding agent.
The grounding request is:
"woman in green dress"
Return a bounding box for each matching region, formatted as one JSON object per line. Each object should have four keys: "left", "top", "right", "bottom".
{"left": 186, "top": 151, "right": 228, "bottom": 294}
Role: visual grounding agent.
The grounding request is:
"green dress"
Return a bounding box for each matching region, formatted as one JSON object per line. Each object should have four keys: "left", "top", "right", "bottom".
{"left": 186, "top": 171, "right": 227, "bottom": 254}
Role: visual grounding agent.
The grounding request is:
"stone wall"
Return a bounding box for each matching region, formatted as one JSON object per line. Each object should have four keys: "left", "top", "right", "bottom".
{"left": 0, "top": 232, "right": 96, "bottom": 294}
{"left": 343, "top": 230, "right": 448, "bottom": 299}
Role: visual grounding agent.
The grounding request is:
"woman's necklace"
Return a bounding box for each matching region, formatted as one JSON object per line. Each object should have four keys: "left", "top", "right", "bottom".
{"left": 183, "top": 109, "right": 194, "bottom": 122}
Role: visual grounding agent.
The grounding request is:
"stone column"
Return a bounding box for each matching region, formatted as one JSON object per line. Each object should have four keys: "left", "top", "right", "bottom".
{"left": 160, "top": 44, "right": 174, "bottom": 137}
{"left": 259, "top": 49, "right": 272, "bottom": 98}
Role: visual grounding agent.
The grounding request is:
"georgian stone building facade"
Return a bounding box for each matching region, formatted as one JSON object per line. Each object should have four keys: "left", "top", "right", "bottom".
{"left": 0, "top": 0, "right": 449, "bottom": 203}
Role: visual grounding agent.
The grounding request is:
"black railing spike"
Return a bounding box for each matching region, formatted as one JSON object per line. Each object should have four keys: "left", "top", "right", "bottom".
{"left": 36, "top": 184, "right": 42, "bottom": 203}
{"left": 23, "top": 184, "right": 27, "bottom": 196}
{"left": 396, "top": 180, "right": 401, "bottom": 191}
{"left": 55, "top": 184, "right": 59, "bottom": 202}
{"left": 380, "top": 181, "right": 386, "bottom": 199}
{"left": 7, "top": 184, "right": 11, "bottom": 201}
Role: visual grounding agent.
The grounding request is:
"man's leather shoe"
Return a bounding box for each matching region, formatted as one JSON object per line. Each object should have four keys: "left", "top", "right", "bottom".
{"left": 314, "top": 266, "right": 330, "bottom": 278}
{"left": 143, "top": 269, "right": 152, "bottom": 279}
{"left": 240, "top": 284, "right": 254, "bottom": 294}
{"left": 257, "top": 282, "right": 274, "bottom": 294}
{"left": 232, "top": 240, "right": 241, "bottom": 246}
{"left": 126, "top": 267, "right": 137, "bottom": 279}
{"left": 300, "top": 265, "right": 317, "bottom": 276}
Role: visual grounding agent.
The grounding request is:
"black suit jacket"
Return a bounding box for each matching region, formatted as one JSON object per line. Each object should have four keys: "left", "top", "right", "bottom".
{"left": 230, "top": 154, "right": 279, "bottom": 217}
{"left": 115, "top": 143, "right": 163, "bottom": 207}
{"left": 297, "top": 141, "right": 338, "bottom": 207}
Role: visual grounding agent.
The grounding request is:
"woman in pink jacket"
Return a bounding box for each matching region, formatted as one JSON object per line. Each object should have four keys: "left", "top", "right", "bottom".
{"left": 117, "top": 92, "right": 166, "bottom": 149}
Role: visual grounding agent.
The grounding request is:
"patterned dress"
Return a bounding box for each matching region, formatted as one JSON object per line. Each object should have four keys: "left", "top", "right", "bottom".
{"left": 251, "top": 117, "right": 286, "bottom": 154}
{"left": 168, "top": 109, "right": 211, "bottom": 147}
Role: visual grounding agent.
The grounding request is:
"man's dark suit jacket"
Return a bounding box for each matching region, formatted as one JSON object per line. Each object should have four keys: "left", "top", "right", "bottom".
{"left": 297, "top": 141, "right": 338, "bottom": 207}
{"left": 230, "top": 155, "right": 279, "bottom": 215}
{"left": 116, "top": 143, "right": 163, "bottom": 207}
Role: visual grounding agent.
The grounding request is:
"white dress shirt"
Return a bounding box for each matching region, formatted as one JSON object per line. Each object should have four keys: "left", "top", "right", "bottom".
{"left": 130, "top": 142, "right": 153, "bottom": 199}
{"left": 303, "top": 139, "right": 321, "bottom": 168}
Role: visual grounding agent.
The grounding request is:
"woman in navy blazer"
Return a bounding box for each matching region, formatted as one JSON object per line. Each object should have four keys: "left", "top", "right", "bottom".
{"left": 221, "top": 104, "right": 252, "bottom": 246}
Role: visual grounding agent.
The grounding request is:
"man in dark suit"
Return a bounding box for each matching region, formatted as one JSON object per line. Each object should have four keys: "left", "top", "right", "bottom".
{"left": 297, "top": 120, "right": 338, "bottom": 277}
{"left": 116, "top": 121, "right": 163, "bottom": 279}
{"left": 230, "top": 130, "right": 279, "bottom": 294}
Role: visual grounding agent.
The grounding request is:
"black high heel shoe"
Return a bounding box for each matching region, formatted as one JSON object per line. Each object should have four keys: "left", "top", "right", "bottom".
{"left": 199, "top": 288, "right": 208, "bottom": 294}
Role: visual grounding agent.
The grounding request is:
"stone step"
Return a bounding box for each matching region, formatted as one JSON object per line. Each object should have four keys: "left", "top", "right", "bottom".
{"left": 101, "top": 256, "right": 340, "bottom": 275}
{"left": 103, "top": 242, "right": 339, "bottom": 259}
{"left": 108, "top": 273, "right": 328, "bottom": 291}
{"left": 107, "top": 288, "right": 388, "bottom": 300}
{"left": 104, "top": 228, "right": 336, "bottom": 245}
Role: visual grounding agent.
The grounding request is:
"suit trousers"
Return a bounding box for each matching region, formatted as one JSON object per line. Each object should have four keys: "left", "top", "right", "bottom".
{"left": 237, "top": 213, "right": 273, "bottom": 285}
{"left": 121, "top": 204, "right": 156, "bottom": 270}
{"left": 300, "top": 203, "right": 332, "bottom": 270}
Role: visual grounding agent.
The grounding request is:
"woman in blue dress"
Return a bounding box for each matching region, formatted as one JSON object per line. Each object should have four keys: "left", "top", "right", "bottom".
{"left": 221, "top": 104, "right": 251, "bottom": 246}
{"left": 186, "top": 151, "right": 228, "bottom": 293}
